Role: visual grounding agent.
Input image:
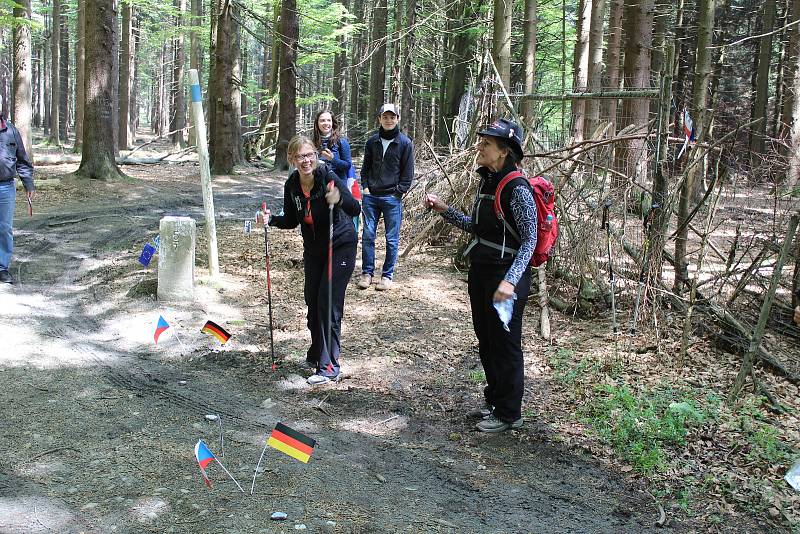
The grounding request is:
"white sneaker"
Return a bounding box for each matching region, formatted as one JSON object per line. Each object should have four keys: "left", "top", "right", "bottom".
{"left": 357, "top": 274, "right": 372, "bottom": 289}
{"left": 307, "top": 373, "right": 340, "bottom": 385}
{"left": 375, "top": 277, "right": 393, "bottom": 291}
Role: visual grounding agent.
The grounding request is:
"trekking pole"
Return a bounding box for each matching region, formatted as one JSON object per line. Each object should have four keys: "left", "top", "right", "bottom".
{"left": 602, "top": 200, "right": 617, "bottom": 334}
{"left": 630, "top": 204, "right": 658, "bottom": 335}
{"left": 327, "top": 182, "right": 335, "bottom": 373}
{"left": 262, "top": 202, "right": 277, "bottom": 371}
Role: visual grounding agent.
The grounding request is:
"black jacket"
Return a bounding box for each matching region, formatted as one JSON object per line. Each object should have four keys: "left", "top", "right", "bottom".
{"left": 269, "top": 164, "right": 361, "bottom": 257}
{"left": 360, "top": 130, "right": 414, "bottom": 196}
{"left": 0, "top": 118, "right": 34, "bottom": 191}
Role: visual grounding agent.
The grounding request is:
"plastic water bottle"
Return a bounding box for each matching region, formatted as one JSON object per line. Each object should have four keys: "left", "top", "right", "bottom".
{"left": 542, "top": 213, "right": 553, "bottom": 232}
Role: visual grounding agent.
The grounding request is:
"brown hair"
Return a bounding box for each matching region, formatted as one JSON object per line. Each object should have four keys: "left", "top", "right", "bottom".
{"left": 312, "top": 110, "right": 341, "bottom": 151}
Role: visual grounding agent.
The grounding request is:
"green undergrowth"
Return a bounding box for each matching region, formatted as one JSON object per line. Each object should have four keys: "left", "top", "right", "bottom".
{"left": 547, "top": 347, "right": 798, "bottom": 527}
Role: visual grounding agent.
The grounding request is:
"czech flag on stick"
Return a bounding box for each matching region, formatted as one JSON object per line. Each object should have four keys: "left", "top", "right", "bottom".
{"left": 201, "top": 320, "right": 231, "bottom": 344}
{"left": 154, "top": 316, "right": 170, "bottom": 345}
{"left": 267, "top": 422, "right": 316, "bottom": 463}
{"left": 194, "top": 439, "right": 244, "bottom": 492}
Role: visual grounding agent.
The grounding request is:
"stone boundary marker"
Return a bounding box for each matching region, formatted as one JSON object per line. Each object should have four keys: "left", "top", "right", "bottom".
{"left": 157, "top": 216, "right": 196, "bottom": 301}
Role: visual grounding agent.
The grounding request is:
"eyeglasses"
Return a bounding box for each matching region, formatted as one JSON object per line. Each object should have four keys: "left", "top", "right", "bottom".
{"left": 295, "top": 152, "right": 316, "bottom": 162}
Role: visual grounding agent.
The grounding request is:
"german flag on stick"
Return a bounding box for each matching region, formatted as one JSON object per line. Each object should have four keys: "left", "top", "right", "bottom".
{"left": 201, "top": 320, "right": 231, "bottom": 344}
{"left": 267, "top": 422, "right": 316, "bottom": 463}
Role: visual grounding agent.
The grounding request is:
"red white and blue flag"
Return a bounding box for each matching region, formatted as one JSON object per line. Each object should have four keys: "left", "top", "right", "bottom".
{"left": 195, "top": 439, "right": 217, "bottom": 488}
{"left": 678, "top": 109, "right": 696, "bottom": 159}
{"left": 153, "top": 315, "right": 170, "bottom": 345}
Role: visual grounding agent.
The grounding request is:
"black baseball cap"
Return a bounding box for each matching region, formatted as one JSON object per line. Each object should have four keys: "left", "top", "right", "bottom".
{"left": 478, "top": 118, "right": 524, "bottom": 160}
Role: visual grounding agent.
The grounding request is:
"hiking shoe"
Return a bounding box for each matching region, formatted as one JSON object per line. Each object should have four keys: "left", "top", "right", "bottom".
{"left": 0, "top": 270, "right": 12, "bottom": 284}
{"left": 476, "top": 415, "right": 523, "bottom": 433}
{"left": 375, "top": 277, "right": 393, "bottom": 291}
{"left": 466, "top": 403, "right": 493, "bottom": 420}
{"left": 307, "top": 373, "right": 340, "bottom": 385}
{"left": 357, "top": 274, "right": 372, "bottom": 289}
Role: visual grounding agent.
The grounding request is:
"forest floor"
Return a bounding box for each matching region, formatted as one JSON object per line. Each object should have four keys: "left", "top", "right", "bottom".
{"left": 0, "top": 136, "right": 797, "bottom": 533}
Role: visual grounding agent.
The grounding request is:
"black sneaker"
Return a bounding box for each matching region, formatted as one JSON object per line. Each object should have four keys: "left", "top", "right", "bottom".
{"left": 0, "top": 270, "right": 12, "bottom": 284}
{"left": 476, "top": 415, "right": 523, "bottom": 433}
{"left": 466, "top": 403, "right": 493, "bottom": 420}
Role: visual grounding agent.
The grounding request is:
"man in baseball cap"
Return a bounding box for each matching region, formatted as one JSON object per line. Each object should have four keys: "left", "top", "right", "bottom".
{"left": 477, "top": 117, "right": 524, "bottom": 161}
{"left": 358, "top": 103, "right": 414, "bottom": 291}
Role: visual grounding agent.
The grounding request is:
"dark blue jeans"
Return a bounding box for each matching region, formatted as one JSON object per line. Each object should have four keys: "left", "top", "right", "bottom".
{"left": 361, "top": 194, "right": 403, "bottom": 280}
{"left": 0, "top": 181, "right": 15, "bottom": 271}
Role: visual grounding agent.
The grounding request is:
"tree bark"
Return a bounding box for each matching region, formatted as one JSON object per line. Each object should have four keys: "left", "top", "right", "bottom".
{"left": 170, "top": 0, "right": 187, "bottom": 150}
{"left": 401, "top": 0, "right": 416, "bottom": 139}
{"left": 119, "top": 1, "right": 133, "bottom": 150}
{"left": 675, "top": 0, "right": 716, "bottom": 292}
{"left": 76, "top": 0, "right": 123, "bottom": 181}
{"left": 616, "top": 0, "right": 654, "bottom": 183}
{"left": 571, "top": 0, "right": 591, "bottom": 142}
{"left": 749, "top": 0, "right": 777, "bottom": 160}
{"left": 602, "top": 0, "right": 623, "bottom": 131}
{"left": 584, "top": 0, "right": 605, "bottom": 138}
{"left": 74, "top": 0, "right": 86, "bottom": 152}
{"left": 58, "top": 6, "right": 68, "bottom": 141}
{"left": 274, "top": 0, "right": 298, "bottom": 170}
{"left": 521, "top": 0, "right": 538, "bottom": 125}
{"left": 211, "top": 0, "right": 243, "bottom": 173}
{"left": 492, "top": 0, "right": 513, "bottom": 89}
{"left": 49, "top": 0, "right": 60, "bottom": 145}
{"left": 12, "top": 0, "right": 33, "bottom": 159}
{"left": 368, "top": 0, "right": 388, "bottom": 119}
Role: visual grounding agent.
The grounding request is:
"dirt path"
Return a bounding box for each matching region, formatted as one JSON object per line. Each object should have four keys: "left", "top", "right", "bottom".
{"left": 1, "top": 164, "right": 677, "bottom": 533}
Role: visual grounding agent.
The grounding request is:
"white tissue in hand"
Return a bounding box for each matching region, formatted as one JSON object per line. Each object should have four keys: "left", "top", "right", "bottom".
{"left": 494, "top": 293, "right": 517, "bottom": 332}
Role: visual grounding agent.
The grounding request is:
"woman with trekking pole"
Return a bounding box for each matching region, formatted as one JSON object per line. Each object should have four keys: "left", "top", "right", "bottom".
{"left": 267, "top": 135, "right": 361, "bottom": 385}
{"left": 424, "top": 118, "right": 538, "bottom": 433}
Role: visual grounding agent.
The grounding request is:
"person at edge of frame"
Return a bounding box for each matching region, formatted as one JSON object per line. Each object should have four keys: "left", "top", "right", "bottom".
{"left": 0, "top": 109, "right": 35, "bottom": 285}
{"left": 357, "top": 103, "right": 414, "bottom": 292}
{"left": 424, "top": 118, "right": 537, "bottom": 433}
{"left": 268, "top": 135, "right": 361, "bottom": 385}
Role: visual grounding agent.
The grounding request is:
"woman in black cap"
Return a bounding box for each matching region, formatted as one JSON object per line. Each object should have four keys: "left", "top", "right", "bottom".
{"left": 425, "top": 118, "right": 537, "bottom": 433}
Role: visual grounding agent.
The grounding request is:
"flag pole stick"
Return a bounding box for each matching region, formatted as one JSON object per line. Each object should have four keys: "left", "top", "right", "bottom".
{"left": 217, "top": 415, "right": 224, "bottom": 458}
{"left": 172, "top": 328, "right": 190, "bottom": 354}
{"left": 250, "top": 434, "right": 271, "bottom": 495}
{"left": 215, "top": 458, "right": 245, "bottom": 493}
{"left": 327, "top": 183, "right": 334, "bottom": 373}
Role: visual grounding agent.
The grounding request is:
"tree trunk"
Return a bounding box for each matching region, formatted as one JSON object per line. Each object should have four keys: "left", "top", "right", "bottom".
{"left": 58, "top": 6, "right": 68, "bottom": 141}
{"left": 401, "top": 0, "right": 416, "bottom": 139}
{"left": 332, "top": 35, "right": 346, "bottom": 119}
{"left": 571, "top": 0, "right": 591, "bottom": 142}
{"left": 12, "top": 0, "right": 33, "bottom": 159}
{"left": 170, "top": 0, "right": 187, "bottom": 150}
{"left": 209, "top": 0, "right": 243, "bottom": 173}
{"left": 782, "top": 0, "right": 800, "bottom": 139}
{"left": 76, "top": 0, "right": 123, "bottom": 181}
{"left": 74, "top": 0, "right": 86, "bottom": 151}
{"left": 749, "top": 0, "right": 777, "bottom": 160}
{"left": 368, "top": 0, "right": 388, "bottom": 119}
{"left": 131, "top": 13, "right": 139, "bottom": 138}
{"left": 521, "top": 0, "right": 538, "bottom": 125}
{"left": 616, "top": 0, "right": 654, "bottom": 183}
{"left": 274, "top": 0, "right": 298, "bottom": 170}
{"left": 602, "top": 0, "right": 623, "bottom": 131}
{"left": 119, "top": 1, "right": 133, "bottom": 150}
{"left": 188, "top": 0, "right": 201, "bottom": 146}
{"left": 49, "top": 0, "right": 60, "bottom": 145}
{"left": 584, "top": 0, "right": 605, "bottom": 138}
{"left": 492, "top": 0, "right": 513, "bottom": 89}
{"left": 675, "top": 0, "right": 716, "bottom": 293}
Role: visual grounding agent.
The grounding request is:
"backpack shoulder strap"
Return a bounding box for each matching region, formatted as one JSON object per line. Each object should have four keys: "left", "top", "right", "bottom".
{"left": 492, "top": 170, "right": 526, "bottom": 220}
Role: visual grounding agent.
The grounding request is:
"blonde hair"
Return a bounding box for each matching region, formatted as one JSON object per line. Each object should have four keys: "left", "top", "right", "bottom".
{"left": 287, "top": 136, "right": 316, "bottom": 165}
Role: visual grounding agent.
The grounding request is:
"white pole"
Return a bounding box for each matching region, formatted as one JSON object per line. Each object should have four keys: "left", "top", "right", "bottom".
{"left": 188, "top": 69, "right": 220, "bottom": 278}
{"left": 250, "top": 435, "right": 270, "bottom": 495}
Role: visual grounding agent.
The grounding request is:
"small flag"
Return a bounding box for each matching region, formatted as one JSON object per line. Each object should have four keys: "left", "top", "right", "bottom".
{"left": 195, "top": 439, "right": 216, "bottom": 487}
{"left": 267, "top": 422, "right": 316, "bottom": 463}
{"left": 201, "top": 320, "right": 231, "bottom": 344}
{"left": 678, "top": 109, "right": 696, "bottom": 160}
{"left": 154, "top": 315, "right": 170, "bottom": 344}
{"left": 139, "top": 243, "right": 156, "bottom": 267}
